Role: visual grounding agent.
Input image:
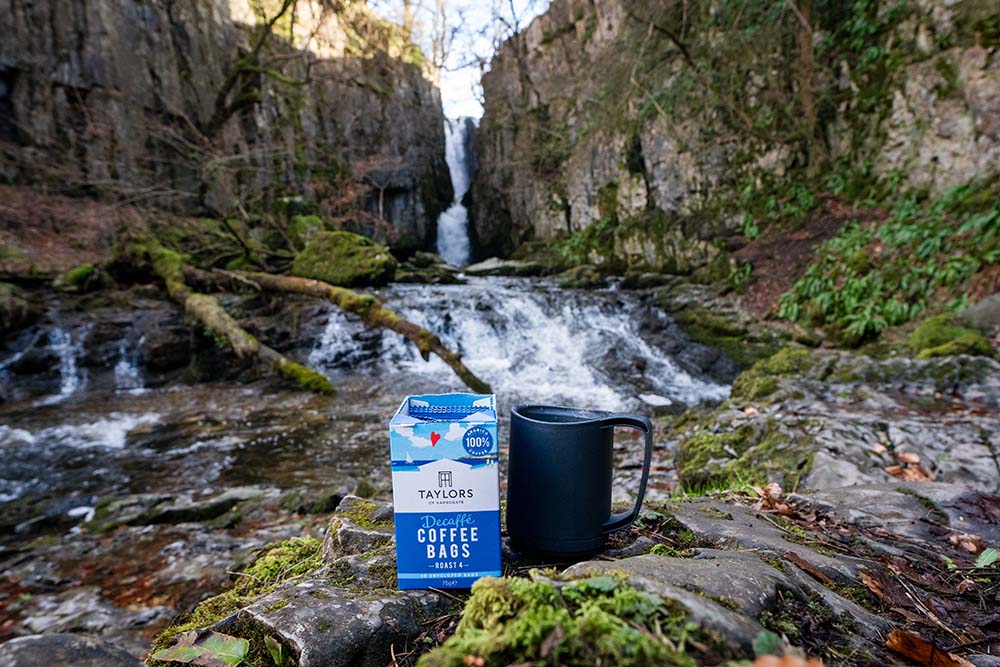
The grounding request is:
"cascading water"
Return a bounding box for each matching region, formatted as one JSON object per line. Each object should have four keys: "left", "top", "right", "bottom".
{"left": 435, "top": 117, "right": 474, "bottom": 267}
{"left": 307, "top": 277, "right": 732, "bottom": 410}
{"left": 114, "top": 336, "right": 146, "bottom": 393}
{"left": 37, "top": 327, "right": 88, "bottom": 405}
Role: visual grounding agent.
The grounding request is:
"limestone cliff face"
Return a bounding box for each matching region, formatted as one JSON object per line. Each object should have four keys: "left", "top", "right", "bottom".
{"left": 470, "top": 0, "right": 1000, "bottom": 268}
{"left": 0, "top": 0, "right": 451, "bottom": 252}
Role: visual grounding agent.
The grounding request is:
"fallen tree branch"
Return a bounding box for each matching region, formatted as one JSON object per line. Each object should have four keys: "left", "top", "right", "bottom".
{"left": 126, "top": 240, "right": 334, "bottom": 394}
{"left": 235, "top": 271, "right": 491, "bottom": 394}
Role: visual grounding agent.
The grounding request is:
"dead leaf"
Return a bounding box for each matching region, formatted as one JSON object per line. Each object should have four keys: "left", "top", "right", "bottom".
{"left": 885, "top": 629, "right": 974, "bottom": 667}
{"left": 898, "top": 452, "right": 921, "bottom": 464}
{"left": 745, "top": 406, "right": 759, "bottom": 416}
{"left": 859, "top": 572, "right": 886, "bottom": 602}
{"left": 784, "top": 551, "right": 834, "bottom": 586}
{"left": 872, "top": 443, "right": 888, "bottom": 454}
{"left": 462, "top": 656, "right": 485, "bottom": 667}
{"left": 948, "top": 534, "right": 984, "bottom": 554}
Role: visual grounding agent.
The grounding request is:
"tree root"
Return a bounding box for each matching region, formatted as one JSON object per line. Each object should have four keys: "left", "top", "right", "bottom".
{"left": 234, "top": 271, "right": 492, "bottom": 394}
{"left": 126, "top": 240, "right": 334, "bottom": 394}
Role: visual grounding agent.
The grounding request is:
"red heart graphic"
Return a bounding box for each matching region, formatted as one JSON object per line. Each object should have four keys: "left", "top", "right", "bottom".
{"left": 430, "top": 432, "right": 441, "bottom": 446}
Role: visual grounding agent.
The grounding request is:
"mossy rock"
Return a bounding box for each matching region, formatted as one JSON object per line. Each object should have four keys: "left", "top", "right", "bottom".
{"left": 674, "top": 417, "right": 816, "bottom": 491}
{"left": 908, "top": 314, "right": 994, "bottom": 359}
{"left": 557, "top": 264, "right": 606, "bottom": 289}
{"left": 292, "top": 231, "right": 397, "bottom": 287}
{"left": 418, "top": 575, "right": 698, "bottom": 667}
{"left": 0, "top": 282, "right": 41, "bottom": 334}
{"left": 149, "top": 536, "right": 323, "bottom": 661}
{"left": 53, "top": 263, "right": 107, "bottom": 292}
{"left": 287, "top": 214, "right": 328, "bottom": 250}
{"left": 918, "top": 332, "right": 994, "bottom": 359}
{"left": 730, "top": 347, "right": 817, "bottom": 401}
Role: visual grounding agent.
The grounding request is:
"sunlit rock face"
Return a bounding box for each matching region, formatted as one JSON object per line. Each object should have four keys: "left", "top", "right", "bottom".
{"left": 0, "top": 0, "right": 451, "bottom": 252}
{"left": 470, "top": 0, "right": 1000, "bottom": 265}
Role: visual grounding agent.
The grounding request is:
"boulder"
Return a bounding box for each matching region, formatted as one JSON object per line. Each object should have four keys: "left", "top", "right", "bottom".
{"left": 0, "top": 633, "right": 143, "bottom": 667}
{"left": 957, "top": 291, "right": 1000, "bottom": 334}
{"left": 292, "top": 232, "right": 397, "bottom": 287}
{"left": 462, "top": 257, "right": 544, "bottom": 277}
{"left": 178, "top": 496, "right": 451, "bottom": 667}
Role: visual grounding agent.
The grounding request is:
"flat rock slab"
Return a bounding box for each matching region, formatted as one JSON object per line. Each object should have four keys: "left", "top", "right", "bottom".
{"left": 0, "top": 633, "right": 144, "bottom": 667}
{"left": 224, "top": 580, "right": 449, "bottom": 667}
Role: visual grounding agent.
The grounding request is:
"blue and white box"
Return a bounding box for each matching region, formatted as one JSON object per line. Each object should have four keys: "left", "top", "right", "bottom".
{"left": 389, "top": 393, "right": 501, "bottom": 589}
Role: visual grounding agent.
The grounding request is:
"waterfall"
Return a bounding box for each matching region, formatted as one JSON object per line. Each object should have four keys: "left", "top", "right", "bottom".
{"left": 435, "top": 117, "right": 473, "bottom": 267}
{"left": 37, "top": 327, "right": 87, "bottom": 405}
{"left": 307, "top": 279, "right": 731, "bottom": 410}
{"left": 114, "top": 336, "right": 146, "bottom": 392}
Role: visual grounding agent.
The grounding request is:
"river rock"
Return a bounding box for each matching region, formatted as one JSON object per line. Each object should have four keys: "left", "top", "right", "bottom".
{"left": 462, "top": 257, "right": 544, "bottom": 277}
{"left": 202, "top": 496, "right": 449, "bottom": 667}
{"left": 0, "top": 633, "right": 144, "bottom": 667}
{"left": 674, "top": 350, "right": 1000, "bottom": 492}
{"left": 958, "top": 291, "right": 1000, "bottom": 334}
{"left": 292, "top": 232, "right": 398, "bottom": 287}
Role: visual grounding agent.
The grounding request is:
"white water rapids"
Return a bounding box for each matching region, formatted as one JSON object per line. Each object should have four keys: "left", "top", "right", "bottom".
{"left": 307, "top": 278, "right": 732, "bottom": 411}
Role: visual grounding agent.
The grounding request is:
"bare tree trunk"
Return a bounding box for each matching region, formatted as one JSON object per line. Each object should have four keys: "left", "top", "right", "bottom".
{"left": 402, "top": 0, "right": 415, "bottom": 38}
{"left": 235, "top": 271, "right": 492, "bottom": 393}
{"left": 127, "top": 240, "right": 335, "bottom": 394}
{"left": 793, "top": 0, "right": 826, "bottom": 173}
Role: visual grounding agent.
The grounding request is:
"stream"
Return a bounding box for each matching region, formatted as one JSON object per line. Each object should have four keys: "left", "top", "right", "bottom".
{"left": 0, "top": 115, "right": 734, "bottom": 656}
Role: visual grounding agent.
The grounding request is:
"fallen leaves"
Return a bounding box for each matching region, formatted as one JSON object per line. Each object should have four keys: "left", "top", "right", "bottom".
{"left": 885, "top": 629, "right": 974, "bottom": 667}
{"left": 784, "top": 551, "right": 834, "bottom": 586}
{"left": 948, "top": 533, "right": 984, "bottom": 554}
{"left": 754, "top": 483, "right": 792, "bottom": 515}
{"left": 884, "top": 449, "right": 935, "bottom": 482}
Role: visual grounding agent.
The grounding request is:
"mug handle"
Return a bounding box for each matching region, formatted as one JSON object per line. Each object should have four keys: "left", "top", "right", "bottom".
{"left": 600, "top": 414, "right": 653, "bottom": 534}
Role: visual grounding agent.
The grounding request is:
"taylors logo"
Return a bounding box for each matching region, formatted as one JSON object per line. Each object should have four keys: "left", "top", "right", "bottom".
{"left": 419, "top": 468, "right": 473, "bottom": 501}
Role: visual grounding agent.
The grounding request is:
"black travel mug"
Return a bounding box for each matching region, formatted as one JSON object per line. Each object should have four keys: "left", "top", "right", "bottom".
{"left": 506, "top": 404, "right": 653, "bottom": 558}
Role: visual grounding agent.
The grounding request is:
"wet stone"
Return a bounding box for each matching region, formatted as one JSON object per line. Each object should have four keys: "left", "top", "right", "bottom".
{"left": 208, "top": 496, "right": 450, "bottom": 667}
{"left": 0, "top": 633, "right": 144, "bottom": 667}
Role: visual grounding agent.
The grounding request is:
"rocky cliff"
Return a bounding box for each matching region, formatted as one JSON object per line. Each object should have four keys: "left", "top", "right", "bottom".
{"left": 470, "top": 0, "right": 1000, "bottom": 268}
{"left": 0, "top": 0, "right": 451, "bottom": 252}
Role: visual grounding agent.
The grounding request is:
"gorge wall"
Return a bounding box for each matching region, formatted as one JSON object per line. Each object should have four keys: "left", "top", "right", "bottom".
{"left": 470, "top": 0, "right": 1000, "bottom": 271}
{"left": 0, "top": 0, "right": 451, "bottom": 252}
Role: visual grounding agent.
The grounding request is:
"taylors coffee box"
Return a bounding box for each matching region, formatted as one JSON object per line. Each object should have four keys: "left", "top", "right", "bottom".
{"left": 389, "top": 393, "right": 501, "bottom": 589}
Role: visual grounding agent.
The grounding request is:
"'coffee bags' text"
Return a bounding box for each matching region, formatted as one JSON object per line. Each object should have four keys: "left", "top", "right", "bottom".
{"left": 389, "top": 394, "right": 501, "bottom": 589}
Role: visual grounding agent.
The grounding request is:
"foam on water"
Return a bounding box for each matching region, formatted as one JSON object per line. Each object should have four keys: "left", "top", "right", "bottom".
{"left": 114, "top": 336, "right": 146, "bottom": 393}
{"left": 308, "top": 279, "right": 730, "bottom": 410}
{"left": 0, "top": 413, "right": 161, "bottom": 451}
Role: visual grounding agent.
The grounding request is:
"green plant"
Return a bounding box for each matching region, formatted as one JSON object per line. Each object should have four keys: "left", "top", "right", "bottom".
{"left": 779, "top": 177, "right": 1000, "bottom": 342}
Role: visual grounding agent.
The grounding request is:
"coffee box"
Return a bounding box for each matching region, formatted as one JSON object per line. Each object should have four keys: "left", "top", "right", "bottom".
{"left": 389, "top": 393, "right": 501, "bottom": 589}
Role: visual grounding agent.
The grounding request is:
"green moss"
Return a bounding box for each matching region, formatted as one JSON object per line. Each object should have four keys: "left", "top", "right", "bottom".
{"left": 909, "top": 314, "right": 993, "bottom": 359}
{"left": 337, "top": 499, "right": 393, "bottom": 530}
{"left": 418, "top": 576, "right": 699, "bottom": 667}
{"left": 676, "top": 419, "right": 816, "bottom": 491}
{"left": 55, "top": 263, "right": 98, "bottom": 290}
{"left": 0, "top": 282, "right": 40, "bottom": 333}
{"left": 730, "top": 347, "right": 816, "bottom": 401}
{"left": 291, "top": 231, "right": 397, "bottom": 286}
{"left": 287, "top": 215, "right": 327, "bottom": 250}
{"left": 272, "top": 357, "right": 335, "bottom": 394}
{"left": 648, "top": 543, "right": 682, "bottom": 557}
{"left": 150, "top": 536, "right": 322, "bottom": 661}
{"left": 917, "top": 332, "right": 994, "bottom": 359}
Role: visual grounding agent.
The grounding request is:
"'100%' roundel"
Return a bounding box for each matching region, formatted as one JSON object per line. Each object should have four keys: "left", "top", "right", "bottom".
{"left": 462, "top": 426, "right": 493, "bottom": 456}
